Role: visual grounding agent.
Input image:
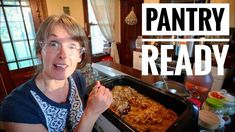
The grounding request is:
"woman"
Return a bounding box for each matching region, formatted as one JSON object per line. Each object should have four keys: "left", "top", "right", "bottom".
{"left": 0, "top": 14, "right": 113, "bottom": 132}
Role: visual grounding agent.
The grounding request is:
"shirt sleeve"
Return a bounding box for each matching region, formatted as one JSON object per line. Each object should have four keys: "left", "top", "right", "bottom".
{"left": 0, "top": 85, "right": 41, "bottom": 124}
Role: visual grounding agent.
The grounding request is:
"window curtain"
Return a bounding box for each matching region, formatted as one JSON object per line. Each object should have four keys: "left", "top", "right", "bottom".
{"left": 90, "top": 0, "right": 120, "bottom": 63}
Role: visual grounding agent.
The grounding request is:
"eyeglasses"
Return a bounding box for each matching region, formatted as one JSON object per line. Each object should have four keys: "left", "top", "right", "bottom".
{"left": 39, "top": 41, "right": 85, "bottom": 58}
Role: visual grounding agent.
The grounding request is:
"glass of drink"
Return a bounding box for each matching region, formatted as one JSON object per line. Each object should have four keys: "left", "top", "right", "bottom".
{"left": 185, "top": 74, "right": 213, "bottom": 109}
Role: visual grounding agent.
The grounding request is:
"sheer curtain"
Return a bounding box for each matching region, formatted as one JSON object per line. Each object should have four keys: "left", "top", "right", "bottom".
{"left": 90, "top": 0, "right": 119, "bottom": 63}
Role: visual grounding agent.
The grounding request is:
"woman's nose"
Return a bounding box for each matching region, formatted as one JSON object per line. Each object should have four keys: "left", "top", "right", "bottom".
{"left": 57, "top": 46, "right": 68, "bottom": 59}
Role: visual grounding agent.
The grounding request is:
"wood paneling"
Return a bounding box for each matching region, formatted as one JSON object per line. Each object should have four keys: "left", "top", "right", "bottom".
{"left": 0, "top": 73, "right": 8, "bottom": 101}
{"left": 29, "top": 0, "right": 48, "bottom": 31}
{"left": 0, "top": 41, "right": 14, "bottom": 99}
{"left": 10, "top": 67, "right": 36, "bottom": 89}
{"left": 120, "top": 0, "right": 143, "bottom": 67}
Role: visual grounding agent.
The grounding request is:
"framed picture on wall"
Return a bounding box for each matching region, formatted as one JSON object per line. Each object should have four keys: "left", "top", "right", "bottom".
{"left": 63, "top": 6, "right": 70, "bottom": 15}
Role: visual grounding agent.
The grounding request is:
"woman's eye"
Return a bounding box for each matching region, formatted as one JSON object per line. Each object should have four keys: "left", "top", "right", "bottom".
{"left": 49, "top": 41, "right": 59, "bottom": 48}
{"left": 68, "top": 44, "right": 77, "bottom": 50}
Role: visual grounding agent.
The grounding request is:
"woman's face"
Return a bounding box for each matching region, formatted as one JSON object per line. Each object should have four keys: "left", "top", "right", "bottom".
{"left": 39, "top": 25, "right": 82, "bottom": 80}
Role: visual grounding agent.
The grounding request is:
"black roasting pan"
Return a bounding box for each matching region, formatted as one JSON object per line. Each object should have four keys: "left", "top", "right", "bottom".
{"left": 98, "top": 75, "right": 199, "bottom": 132}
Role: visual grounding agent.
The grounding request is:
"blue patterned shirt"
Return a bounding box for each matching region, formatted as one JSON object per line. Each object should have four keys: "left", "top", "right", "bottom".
{"left": 0, "top": 70, "right": 87, "bottom": 132}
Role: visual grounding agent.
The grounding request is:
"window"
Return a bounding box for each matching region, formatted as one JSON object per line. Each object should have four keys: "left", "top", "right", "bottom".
{"left": 87, "top": 0, "right": 107, "bottom": 55}
{"left": 0, "top": 0, "right": 40, "bottom": 70}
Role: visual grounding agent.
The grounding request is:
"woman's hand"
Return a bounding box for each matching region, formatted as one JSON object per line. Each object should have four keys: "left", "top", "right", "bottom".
{"left": 84, "top": 81, "right": 113, "bottom": 117}
{"left": 74, "top": 81, "right": 113, "bottom": 132}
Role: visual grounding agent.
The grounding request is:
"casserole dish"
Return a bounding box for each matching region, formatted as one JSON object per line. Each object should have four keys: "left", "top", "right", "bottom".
{"left": 97, "top": 75, "right": 199, "bottom": 131}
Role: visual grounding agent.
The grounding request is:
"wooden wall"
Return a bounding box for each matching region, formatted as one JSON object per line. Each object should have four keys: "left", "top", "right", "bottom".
{"left": 120, "top": 0, "right": 143, "bottom": 67}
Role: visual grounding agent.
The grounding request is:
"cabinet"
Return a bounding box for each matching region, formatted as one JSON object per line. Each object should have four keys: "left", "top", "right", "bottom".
{"left": 133, "top": 51, "right": 142, "bottom": 70}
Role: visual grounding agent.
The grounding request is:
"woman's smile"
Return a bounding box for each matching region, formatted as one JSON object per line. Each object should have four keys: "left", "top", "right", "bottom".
{"left": 53, "top": 63, "right": 68, "bottom": 71}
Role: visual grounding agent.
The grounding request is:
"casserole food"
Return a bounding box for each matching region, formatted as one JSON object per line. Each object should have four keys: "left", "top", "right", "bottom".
{"left": 100, "top": 76, "right": 198, "bottom": 131}
{"left": 110, "top": 85, "right": 178, "bottom": 132}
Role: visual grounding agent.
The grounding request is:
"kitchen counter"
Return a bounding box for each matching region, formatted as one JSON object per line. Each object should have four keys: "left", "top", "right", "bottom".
{"left": 97, "top": 61, "right": 162, "bottom": 85}
{"left": 93, "top": 61, "right": 235, "bottom": 131}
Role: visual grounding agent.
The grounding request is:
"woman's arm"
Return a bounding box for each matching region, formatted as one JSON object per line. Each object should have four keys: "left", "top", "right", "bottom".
{"left": 2, "top": 122, "right": 47, "bottom": 132}
{"left": 74, "top": 81, "right": 113, "bottom": 132}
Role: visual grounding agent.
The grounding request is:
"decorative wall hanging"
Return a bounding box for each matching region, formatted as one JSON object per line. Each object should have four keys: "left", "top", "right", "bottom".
{"left": 125, "top": 7, "right": 138, "bottom": 26}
